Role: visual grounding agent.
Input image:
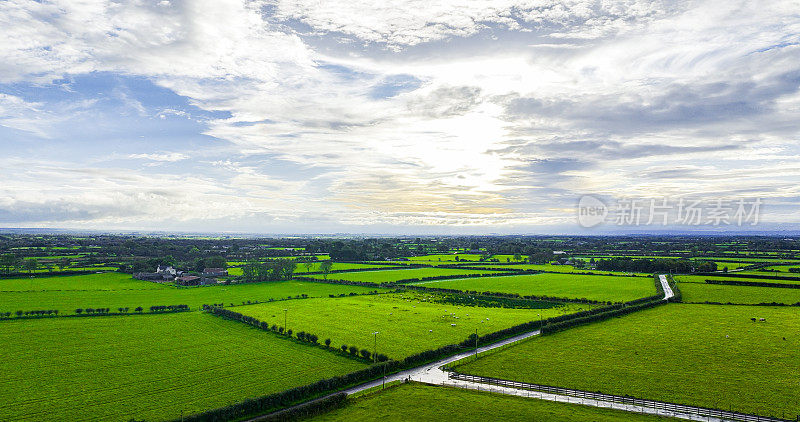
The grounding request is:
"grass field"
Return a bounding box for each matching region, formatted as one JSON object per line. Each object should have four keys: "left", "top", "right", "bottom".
{"left": 461, "top": 263, "right": 648, "bottom": 275}
{"left": 411, "top": 273, "right": 656, "bottom": 302}
{"left": 313, "top": 268, "right": 508, "bottom": 284}
{"left": 313, "top": 382, "right": 673, "bottom": 421}
{"left": 0, "top": 312, "right": 366, "bottom": 421}
{"left": 0, "top": 272, "right": 165, "bottom": 291}
{"left": 454, "top": 304, "right": 800, "bottom": 417}
{"left": 676, "top": 275, "right": 800, "bottom": 285}
{"left": 295, "top": 262, "right": 401, "bottom": 273}
{"left": 678, "top": 283, "right": 800, "bottom": 304}
{"left": 406, "top": 254, "right": 484, "bottom": 262}
{"left": 0, "top": 276, "right": 386, "bottom": 313}
{"left": 235, "top": 293, "right": 594, "bottom": 359}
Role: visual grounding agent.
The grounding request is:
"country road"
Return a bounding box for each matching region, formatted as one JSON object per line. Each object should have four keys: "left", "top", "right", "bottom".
{"left": 250, "top": 275, "right": 717, "bottom": 422}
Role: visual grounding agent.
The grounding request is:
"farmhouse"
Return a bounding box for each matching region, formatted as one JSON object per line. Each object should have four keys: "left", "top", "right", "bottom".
{"left": 176, "top": 275, "right": 218, "bottom": 286}
{"left": 202, "top": 267, "right": 228, "bottom": 277}
{"left": 156, "top": 265, "right": 177, "bottom": 276}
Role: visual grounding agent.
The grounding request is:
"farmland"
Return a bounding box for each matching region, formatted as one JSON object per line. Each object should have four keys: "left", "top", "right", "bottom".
{"left": 411, "top": 273, "right": 656, "bottom": 302}
{"left": 235, "top": 292, "right": 594, "bottom": 359}
{"left": 310, "top": 267, "right": 509, "bottom": 284}
{"left": 0, "top": 312, "right": 367, "bottom": 421}
{"left": 0, "top": 275, "right": 386, "bottom": 313}
{"left": 0, "top": 272, "right": 164, "bottom": 291}
{"left": 313, "top": 382, "right": 672, "bottom": 422}
{"left": 454, "top": 304, "right": 800, "bottom": 417}
{"left": 678, "top": 282, "right": 800, "bottom": 304}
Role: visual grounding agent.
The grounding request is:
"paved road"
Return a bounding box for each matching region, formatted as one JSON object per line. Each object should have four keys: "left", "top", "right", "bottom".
{"left": 254, "top": 275, "right": 713, "bottom": 421}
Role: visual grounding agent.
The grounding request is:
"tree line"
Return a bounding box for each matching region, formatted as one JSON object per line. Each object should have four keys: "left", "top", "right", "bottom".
{"left": 594, "top": 257, "right": 717, "bottom": 273}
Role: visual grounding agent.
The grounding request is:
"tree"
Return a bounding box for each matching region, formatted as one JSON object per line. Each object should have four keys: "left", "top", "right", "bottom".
{"left": 324, "top": 338, "right": 332, "bottom": 347}
{"left": 348, "top": 345, "right": 358, "bottom": 356}
{"left": 134, "top": 306, "right": 143, "bottom": 313}
{"left": 341, "top": 344, "right": 348, "bottom": 352}
{"left": 23, "top": 259, "right": 38, "bottom": 274}
{"left": 0, "top": 254, "right": 19, "bottom": 274}
{"left": 513, "top": 253, "right": 522, "bottom": 262}
{"left": 205, "top": 255, "right": 227, "bottom": 269}
{"left": 75, "top": 308, "right": 83, "bottom": 314}
{"left": 319, "top": 260, "right": 333, "bottom": 280}
{"left": 58, "top": 257, "right": 71, "bottom": 271}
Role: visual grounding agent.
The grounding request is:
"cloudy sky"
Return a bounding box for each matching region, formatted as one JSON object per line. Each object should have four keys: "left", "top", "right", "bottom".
{"left": 1, "top": 0, "right": 799, "bottom": 234}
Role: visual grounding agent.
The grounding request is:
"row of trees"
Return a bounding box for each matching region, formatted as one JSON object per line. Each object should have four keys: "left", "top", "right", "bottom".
{"left": 240, "top": 259, "right": 297, "bottom": 282}
{"left": 594, "top": 257, "right": 717, "bottom": 273}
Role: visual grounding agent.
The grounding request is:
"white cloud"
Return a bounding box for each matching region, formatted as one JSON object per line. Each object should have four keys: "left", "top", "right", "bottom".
{"left": 0, "top": 0, "right": 799, "bottom": 231}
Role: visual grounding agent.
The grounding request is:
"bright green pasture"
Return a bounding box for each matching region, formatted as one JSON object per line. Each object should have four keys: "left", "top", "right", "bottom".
{"left": 313, "top": 382, "right": 672, "bottom": 422}
{"left": 295, "top": 262, "right": 401, "bottom": 273}
{"left": 406, "top": 254, "right": 483, "bottom": 262}
{"left": 0, "top": 278, "right": 385, "bottom": 313}
{"left": 678, "top": 283, "right": 800, "bottom": 304}
{"left": 462, "top": 263, "right": 648, "bottom": 275}
{"left": 0, "top": 312, "right": 366, "bottom": 422}
{"left": 236, "top": 293, "right": 592, "bottom": 359}
{"left": 314, "top": 268, "right": 508, "bottom": 284}
{"left": 455, "top": 304, "right": 800, "bottom": 417}
{"left": 676, "top": 275, "right": 800, "bottom": 285}
{"left": 411, "top": 273, "right": 656, "bottom": 302}
{"left": 0, "top": 273, "right": 163, "bottom": 292}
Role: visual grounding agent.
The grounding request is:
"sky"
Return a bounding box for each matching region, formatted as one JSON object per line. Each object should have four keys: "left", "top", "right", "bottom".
{"left": 1, "top": 0, "right": 799, "bottom": 234}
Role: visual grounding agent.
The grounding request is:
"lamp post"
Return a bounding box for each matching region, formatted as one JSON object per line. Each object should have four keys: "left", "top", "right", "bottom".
{"left": 372, "top": 331, "right": 380, "bottom": 363}
{"left": 538, "top": 313, "right": 542, "bottom": 328}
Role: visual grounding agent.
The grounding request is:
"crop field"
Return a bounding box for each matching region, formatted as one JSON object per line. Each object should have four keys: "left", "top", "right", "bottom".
{"left": 312, "top": 268, "right": 509, "bottom": 284}
{"left": 678, "top": 283, "right": 800, "bottom": 304}
{"left": 313, "top": 382, "right": 671, "bottom": 421}
{"left": 235, "top": 292, "right": 594, "bottom": 359}
{"left": 0, "top": 275, "right": 386, "bottom": 313}
{"left": 411, "top": 273, "right": 656, "bottom": 302}
{"left": 454, "top": 304, "right": 800, "bottom": 417}
{"left": 0, "top": 312, "right": 367, "bottom": 421}
{"left": 0, "top": 272, "right": 164, "bottom": 291}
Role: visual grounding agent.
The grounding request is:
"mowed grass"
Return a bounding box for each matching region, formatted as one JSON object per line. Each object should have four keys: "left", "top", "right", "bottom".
{"left": 236, "top": 293, "right": 593, "bottom": 359}
{"left": 313, "top": 382, "right": 673, "bottom": 422}
{"left": 0, "top": 272, "right": 164, "bottom": 292}
{"left": 455, "top": 304, "right": 800, "bottom": 417}
{"left": 0, "top": 312, "right": 366, "bottom": 422}
{"left": 676, "top": 274, "right": 800, "bottom": 285}
{"left": 462, "top": 263, "right": 649, "bottom": 276}
{"left": 314, "top": 268, "right": 509, "bottom": 284}
{"left": 678, "top": 283, "right": 800, "bottom": 304}
{"left": 0, "top": 277, "right": 386, "bottom": 313}
{"left": 411, "top": 273, "right": 656, "bottom": 302}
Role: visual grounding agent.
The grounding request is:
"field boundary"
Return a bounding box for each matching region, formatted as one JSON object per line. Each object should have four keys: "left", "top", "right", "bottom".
{"left": 446, "top": 372, "right": 792, "bottom": 422}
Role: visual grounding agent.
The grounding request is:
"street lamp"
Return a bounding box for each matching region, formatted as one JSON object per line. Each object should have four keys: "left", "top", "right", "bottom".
{"left": 372, "top": 331, "right": 379, "bottom": 363}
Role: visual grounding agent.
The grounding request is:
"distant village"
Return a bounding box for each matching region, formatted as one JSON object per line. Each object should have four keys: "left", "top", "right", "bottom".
{"left": 134, "top": 265, "right": 228, "bottom": 286}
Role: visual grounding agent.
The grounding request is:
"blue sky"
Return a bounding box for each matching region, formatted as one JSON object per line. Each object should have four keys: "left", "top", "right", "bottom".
{"left": 1, "top": 0, "right": 799, "bottom": 233}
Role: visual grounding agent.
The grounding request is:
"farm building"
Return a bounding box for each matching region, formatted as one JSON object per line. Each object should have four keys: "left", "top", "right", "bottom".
{"left": 202, "top": 268, "right": 228, "bottom": 277}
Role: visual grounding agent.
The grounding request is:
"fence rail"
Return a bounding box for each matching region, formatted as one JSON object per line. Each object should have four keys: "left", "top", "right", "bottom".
{"left": 448, "top": 372, "right": 794, "bottom": 422}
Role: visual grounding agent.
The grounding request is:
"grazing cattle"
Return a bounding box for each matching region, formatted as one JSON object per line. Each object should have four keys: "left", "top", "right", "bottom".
{"left": 759, "top": 318, "right": 766, "bottom": 322}
{"left": 751, "top": 317, "right": 757, "bottom": 322}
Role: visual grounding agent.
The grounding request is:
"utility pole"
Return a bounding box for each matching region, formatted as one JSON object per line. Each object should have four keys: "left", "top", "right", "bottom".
{"left": 373, "top": 331, "right": 379, "bottom": 363}
{"left": 474, "top": 328, "right": 478, "bottom": 360}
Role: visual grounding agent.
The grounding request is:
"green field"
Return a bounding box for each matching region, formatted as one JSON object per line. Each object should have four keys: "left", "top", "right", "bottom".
{"left": 678, "top": 283, "right": 800, "bottom": 304}
{"left": 0, "top": 312, "right": 366, "bottom": 421}
{"left": 313, "top": 268, "right": 508, "bottom": 284}
{"left": 313, "top": 382, "right": 673, "bottom": 421}
{"left": 295, "top": 262, "right": 401, "bottom": 273}
{"left": 455, "top": 304, "right": 800, "bottom": 417}
{"left": 406, "top": 254, "right": 484, "bottom": 262}
{"left": 235, "top": 293, "right": 593, "bottom": 359}
{"left": 0, "top": 272, "right": 165, "bottom": 292}
{"left": 676, "top": 274, "right": 800, "bottom": 285}
{"left": 0, "top": 275, "right": 385, "bottom": 313}
{"left": 411, "top": 273, "right": 655, "bottom": 302}
{"left": 462, "top": 263, "right": 648, "bottom": 275}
